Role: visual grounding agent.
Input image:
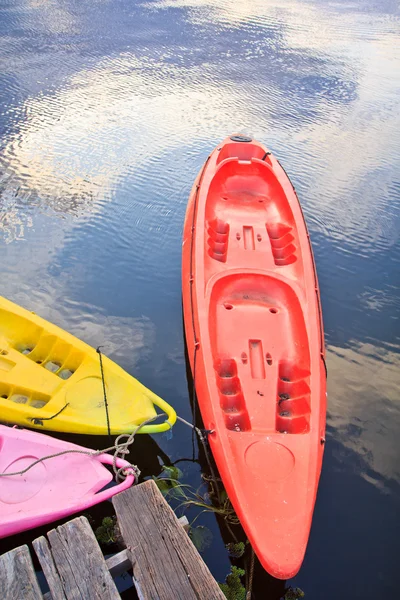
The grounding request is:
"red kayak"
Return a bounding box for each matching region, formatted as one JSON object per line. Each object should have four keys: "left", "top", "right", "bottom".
{"left": 182, "top": 135, "right": 326, "bottom": 579}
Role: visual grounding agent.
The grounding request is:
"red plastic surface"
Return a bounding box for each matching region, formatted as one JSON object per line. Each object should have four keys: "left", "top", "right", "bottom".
{"left": 182, "top": 137, "right": 326, "bottom": 579}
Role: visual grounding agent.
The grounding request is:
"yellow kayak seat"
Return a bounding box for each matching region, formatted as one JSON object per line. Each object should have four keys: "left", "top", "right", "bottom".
{"left": 0, "top": 296, "right": 176, "bottom": 435}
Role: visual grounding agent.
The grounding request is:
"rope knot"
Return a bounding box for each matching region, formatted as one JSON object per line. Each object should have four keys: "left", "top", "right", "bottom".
{"left": 115, "top": 464, "right": 141, "bottom": 483}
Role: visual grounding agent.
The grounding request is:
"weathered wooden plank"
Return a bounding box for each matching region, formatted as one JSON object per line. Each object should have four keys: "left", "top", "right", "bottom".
{"left": 33, "top": 535, "right": 67, "bottom": 600}
{"left": 42, "top": 549, "right": 132, "bottom": 600}
{"left": 112, "top": 480, "right": 225, "bottom": 600}
{"left": 43, "top": 516, "right": 120, "bottom": 600}
{"left": 0, "top": 545, "right": 42, "bottom": 600}
{"left": 39, "top": 512, "right": 190, "bottom": 600}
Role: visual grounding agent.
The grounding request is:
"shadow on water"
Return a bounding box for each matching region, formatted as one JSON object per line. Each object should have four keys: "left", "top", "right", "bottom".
{"left": 0, "top": 0, "right": 399, "bottom": 597}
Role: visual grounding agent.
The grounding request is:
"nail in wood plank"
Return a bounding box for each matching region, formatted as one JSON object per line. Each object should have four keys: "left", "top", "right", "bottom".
{"left": 0, "top": 545, "right": 42, "bottom": 600}
{"left": 112, "top": 480, "right": 225, "bottom": 600}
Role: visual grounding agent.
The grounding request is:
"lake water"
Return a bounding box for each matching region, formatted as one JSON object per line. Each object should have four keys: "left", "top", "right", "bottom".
{"left": 0, "top": 0, "right": 399, "bottom": 598}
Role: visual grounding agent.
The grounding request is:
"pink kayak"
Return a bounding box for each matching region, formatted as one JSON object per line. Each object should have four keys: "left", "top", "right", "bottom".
{"left": 0, "top": 425, "right": 135, "bottom": 538}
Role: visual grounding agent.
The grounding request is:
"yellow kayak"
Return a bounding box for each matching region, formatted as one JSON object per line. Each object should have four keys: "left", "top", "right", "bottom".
{"left": 0, "top": 296, "right": 176, "bottom": 435}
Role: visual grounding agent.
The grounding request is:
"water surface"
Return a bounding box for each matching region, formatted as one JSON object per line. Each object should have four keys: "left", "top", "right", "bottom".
{"left": 0, "top": 0, "right": 399, "bottom": 598}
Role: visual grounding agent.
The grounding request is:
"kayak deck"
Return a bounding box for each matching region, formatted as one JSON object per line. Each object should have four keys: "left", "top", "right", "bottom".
{"left": 200, "top": 149, "right": 318, "bottom": 436}
{"left": 182, "top": 136, "right": 326, "bottom": 579}
{"left": 0, "top": 424, "right": 135, "bottom": 538}
{"left": 0, "top": 296, "right": 176, "bottom": 435}
{"left": 210, "top": 272, "right": 311, "bottom": 435}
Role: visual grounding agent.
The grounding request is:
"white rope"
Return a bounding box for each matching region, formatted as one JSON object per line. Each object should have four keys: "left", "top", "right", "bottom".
{"left": 0, "top": 413, "right": 209, "bottom": 483}
{"left": 176, "top": 415, "right": 214, "bottom": 438}
{"left": 0, "top": 415, "right": 162, "bottom": 481}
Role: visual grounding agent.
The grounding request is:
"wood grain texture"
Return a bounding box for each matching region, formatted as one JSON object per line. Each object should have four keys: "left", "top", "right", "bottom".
{"left": 41, "top": 548, "right": 132, "bottom": 600}
{"left": 33, "top": 535, "right": 67, "bottom": 600}
{"left": 44, "top": 516, "right": 120, "bottom": 600}
{"left": 0, "top": 545, "right": 42, "bottom": 600}
{"left": 112, "top": 480, "right": 225, "bottom": 600}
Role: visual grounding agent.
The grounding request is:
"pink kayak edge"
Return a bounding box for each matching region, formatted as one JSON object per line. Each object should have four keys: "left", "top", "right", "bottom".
{"left": 0, "top": 425, "right": 135, "bottom": 539}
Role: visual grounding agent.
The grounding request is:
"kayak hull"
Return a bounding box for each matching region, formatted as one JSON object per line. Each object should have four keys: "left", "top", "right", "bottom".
{"left": 0, "top": 424, "right": 134, "bottom": 538}
{"left": 182, "top": 136, "right": 326, "bottom": 579}
{"left": 0, "top": 296, "right": 176, "bottom": 435}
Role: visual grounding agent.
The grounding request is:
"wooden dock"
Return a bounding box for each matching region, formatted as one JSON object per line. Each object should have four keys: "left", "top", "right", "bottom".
{"left": 0, "top": 479, "right": 225, "bottom": 599}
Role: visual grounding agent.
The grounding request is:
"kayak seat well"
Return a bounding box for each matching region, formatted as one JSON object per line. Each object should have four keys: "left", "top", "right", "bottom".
{"left": 216, "top": 142, "right": 269, "bottom": 164}
{"left": 0, "top": 308, "right": 84, "bottom": 379}
{"left": 0, "top": 383, "right": 51, "bottom": 410}
{"left": 0, "top": 309, "right": 44, "bottom": 351}
{"left": 204, "top": 159, "right": 301, "bottom": 272}
{"left": 17, "top": 335, "right": 84, "bottom": 379}
{"left": 0, "top": 311, "right": 87, "bottom": 417}
{"left": 208, "top": 273, "right": 311, "bottom": 434}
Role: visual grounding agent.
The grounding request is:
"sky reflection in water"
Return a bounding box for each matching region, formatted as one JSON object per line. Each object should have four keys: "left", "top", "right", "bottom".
{"left": 0, "top": 0, "right": 399, "bottom": 597}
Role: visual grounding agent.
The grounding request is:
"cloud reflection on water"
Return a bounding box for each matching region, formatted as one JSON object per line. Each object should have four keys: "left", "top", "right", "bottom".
{"left": 0, "top": 0, "right": 398, "bottom": 256}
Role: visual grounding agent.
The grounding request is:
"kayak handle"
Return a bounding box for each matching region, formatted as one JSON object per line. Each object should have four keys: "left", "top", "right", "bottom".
{"left": 94, "top": 454, "right": 135, "bottom": 496}
{"left": 140, "top": 392, "right": 177, "bottom": 434}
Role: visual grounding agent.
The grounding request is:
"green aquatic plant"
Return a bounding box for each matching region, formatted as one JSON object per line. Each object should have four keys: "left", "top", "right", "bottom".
{"left": 226, "top": 541, "right": 246, "bottom": 558}
{"left": 95, "top": 516, "right": 118, "bottom": 545}
{"left": 153, "top": 465, "right": 215, "bottom": 552}
{"left": 152, "top": 464, "right": 185, "bottom": 497}
{"left": 153, "top": 468, "right": 239, "bottom": 526}
{"left": 158, "top": 465, "right": 183, "bottom": 481}
{"left": 219, "top": 566, "right": 246, "bottom": 600}
{"left": 189, "top": 525, "right": 213, "bottom": 552}
{"left": 283, "top": 586, "right": 305, "bottom": 599}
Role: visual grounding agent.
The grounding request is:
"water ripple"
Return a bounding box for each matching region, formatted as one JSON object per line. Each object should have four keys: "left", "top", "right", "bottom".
{"left": 0, "top": 0, "right": 399, "bottom": 596}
